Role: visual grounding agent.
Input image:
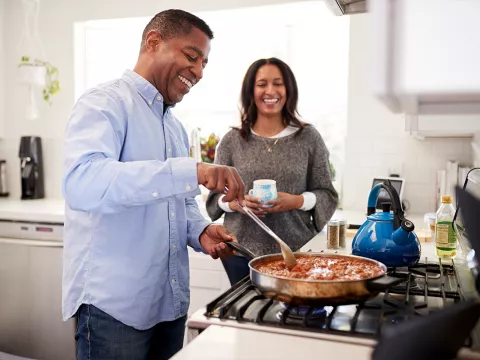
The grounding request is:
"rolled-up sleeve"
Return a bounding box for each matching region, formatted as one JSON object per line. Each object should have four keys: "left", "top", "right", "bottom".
{"left": 63, "top": 89, "right": 199, "bottom": 214}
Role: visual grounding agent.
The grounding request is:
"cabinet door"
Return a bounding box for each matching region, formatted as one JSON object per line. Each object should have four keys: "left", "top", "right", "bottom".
{"left": 0, "top": 242, "right": 30, "bottom": 355}
{"left": 0, "top": 0, "right": 4, "bottom": 137}
{"left": 28, "top": 245, "right": 76, "bottom": 360}
{"left": 371, "top": 0, "right": 480, "bottom": 114}
{"left": 0, "top": 241, "right": 76, "bottom": 360}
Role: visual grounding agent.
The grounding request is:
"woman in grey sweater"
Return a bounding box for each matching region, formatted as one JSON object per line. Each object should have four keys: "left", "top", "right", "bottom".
{"left": 206, "top": 58, "right": 338, "bottom": 285}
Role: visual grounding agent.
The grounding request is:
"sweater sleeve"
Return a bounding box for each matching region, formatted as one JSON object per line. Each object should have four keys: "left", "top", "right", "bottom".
{"left": 205, "top": 131, "right": 234, "bottom": 221}
{"left": 307, "top": 128, "right": 339, "bottom": 232}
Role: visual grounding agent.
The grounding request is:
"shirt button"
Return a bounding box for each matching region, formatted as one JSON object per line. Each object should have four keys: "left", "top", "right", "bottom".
{"left": 171, "top": 279, "right": 176, "bottom": 284}
{"left": 148, "top": 100, "right": 152, "bottom": 105}
{"left": 172, "top": 243, "right": 176, "bottom": 249}
{"left": 152, "top": 191, "right": 158, "bottom": 197}
{"left": 171, "top": 212, "right": 175, "bottom": 217}
{"left": 186, "top": 185, "right": 191, "bottom": 191}
{"left": 157, "top": 96, "right": 161, "bottom": 101}
{"left": 168, "top": 148, "right": 172, "bottom": 152}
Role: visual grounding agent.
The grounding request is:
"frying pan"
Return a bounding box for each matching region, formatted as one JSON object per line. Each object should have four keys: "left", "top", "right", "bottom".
{"left": 225, "top": 241, "right": 404, "bottom": 306}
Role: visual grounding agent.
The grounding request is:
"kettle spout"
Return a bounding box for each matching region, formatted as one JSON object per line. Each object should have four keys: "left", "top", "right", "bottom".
{"left": 392, "top": 220, "right": 416, "bottom": 246}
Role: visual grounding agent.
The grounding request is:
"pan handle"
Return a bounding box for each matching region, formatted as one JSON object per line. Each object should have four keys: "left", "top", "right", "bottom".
{"left": 224, "top": 241, "right": 257, "bottom": 260}
{"left": 366, "top": 275, "right": 405, "bottom": 292}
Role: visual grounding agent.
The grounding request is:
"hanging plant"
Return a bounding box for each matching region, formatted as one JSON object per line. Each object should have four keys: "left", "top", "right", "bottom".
{"left": 18, "top": 55, "right": 60, "bottom": 103}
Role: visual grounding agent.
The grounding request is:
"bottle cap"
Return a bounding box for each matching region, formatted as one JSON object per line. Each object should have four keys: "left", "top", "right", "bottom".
{"left": 441, "top": 195, "right": 453, "bottom": 204}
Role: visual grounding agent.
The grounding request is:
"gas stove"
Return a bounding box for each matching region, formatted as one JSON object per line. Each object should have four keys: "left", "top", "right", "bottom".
{"left": 186, "top": 256, "right": 480, "bottom": 351}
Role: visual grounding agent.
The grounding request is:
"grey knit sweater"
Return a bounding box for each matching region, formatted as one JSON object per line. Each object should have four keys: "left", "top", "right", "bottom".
{"left": 206, "top": 125, "right": 338, "bottom": 256}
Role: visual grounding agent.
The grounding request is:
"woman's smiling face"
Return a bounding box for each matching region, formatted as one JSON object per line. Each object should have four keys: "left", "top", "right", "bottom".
{"left": 253, "top": 64, "right": 287, "bottom": 117}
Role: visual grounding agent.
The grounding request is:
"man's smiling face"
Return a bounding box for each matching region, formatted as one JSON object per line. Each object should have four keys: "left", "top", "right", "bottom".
{"left": 149, "top": 27, "right": 211, "bottom": 105}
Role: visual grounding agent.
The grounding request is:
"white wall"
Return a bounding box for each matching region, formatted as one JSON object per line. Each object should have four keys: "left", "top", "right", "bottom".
{"left": 0, "top": 0, "right": 318, "bottom": 200}
{"left": 343, "top": 14, "right": 472, "bottom": 214}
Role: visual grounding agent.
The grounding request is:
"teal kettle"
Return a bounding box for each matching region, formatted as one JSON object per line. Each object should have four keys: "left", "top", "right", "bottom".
{"left": 351, "top": 181, "right": 421, "bottom": 267}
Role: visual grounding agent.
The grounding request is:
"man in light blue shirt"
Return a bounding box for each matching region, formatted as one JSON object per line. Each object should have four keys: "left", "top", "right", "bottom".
{"left": 62, "top": 9, "right": 245, "bottom": 360}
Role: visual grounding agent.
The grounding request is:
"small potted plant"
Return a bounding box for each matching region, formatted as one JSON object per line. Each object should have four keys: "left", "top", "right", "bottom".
{"left": 18, "top": 56, "right": 60, "bottom": 103}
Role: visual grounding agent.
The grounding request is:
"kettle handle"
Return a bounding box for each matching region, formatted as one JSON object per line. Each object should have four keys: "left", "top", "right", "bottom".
{"left": 367, "top": 180, "right": 405, "bottom": 230}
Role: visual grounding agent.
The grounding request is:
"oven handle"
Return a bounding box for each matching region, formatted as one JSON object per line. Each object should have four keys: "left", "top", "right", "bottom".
{"left": 0, "top": 237, "right": 63, "bottom": 248}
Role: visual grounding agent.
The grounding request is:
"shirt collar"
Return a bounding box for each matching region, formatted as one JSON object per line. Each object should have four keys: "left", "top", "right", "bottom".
{"left": 122, "top": 69, "right": 173, "bottom": 108}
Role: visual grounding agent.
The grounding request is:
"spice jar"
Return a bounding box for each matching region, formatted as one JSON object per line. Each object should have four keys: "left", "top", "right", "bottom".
{"left": 338, "top": 220, "right": 347, "bottom": 248}
{"left": 327, "top": 220, "right": 339, "bottom": 249}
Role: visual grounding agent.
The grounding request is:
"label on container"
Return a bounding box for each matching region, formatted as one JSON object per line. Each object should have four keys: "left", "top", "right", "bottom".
{"left": 436, "top": 221, "right": 456, "bottom": 248}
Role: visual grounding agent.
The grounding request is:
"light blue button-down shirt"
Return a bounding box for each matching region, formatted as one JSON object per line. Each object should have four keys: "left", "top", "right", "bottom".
{"left": 62, "top": 69, "right": 210, "bottom": 330}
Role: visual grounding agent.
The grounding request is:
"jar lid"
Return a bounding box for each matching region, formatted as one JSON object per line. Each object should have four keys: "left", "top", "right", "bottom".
{"left": 328, "top": 220, "right": 339, "bottom": 226}
{"left": 338, "top": 219, "right": 347, "bottom": 225}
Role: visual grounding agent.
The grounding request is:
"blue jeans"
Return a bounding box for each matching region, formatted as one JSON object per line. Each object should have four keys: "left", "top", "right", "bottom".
{"left": 75, "top": 304, "right": 186, "bottom": 360}
{"left": 221, "top": 255, "right": 250, "bottom": 286}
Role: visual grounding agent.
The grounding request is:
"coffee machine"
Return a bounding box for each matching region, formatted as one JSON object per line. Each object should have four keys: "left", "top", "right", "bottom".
{"left": 19, "top": 136, "right": 44, "bottom": 199}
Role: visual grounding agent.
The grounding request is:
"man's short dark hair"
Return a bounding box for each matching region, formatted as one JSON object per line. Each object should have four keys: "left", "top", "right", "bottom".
{"left": 141, "top": 9, "right": 213, "bottom": 50}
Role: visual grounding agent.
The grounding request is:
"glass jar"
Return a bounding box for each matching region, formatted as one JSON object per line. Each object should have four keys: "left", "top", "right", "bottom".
{"left": 327, "top": 220, "right": 339, "bottom": 249}
{"left": 338, "top": 220, "right": 347, "bottom": 248}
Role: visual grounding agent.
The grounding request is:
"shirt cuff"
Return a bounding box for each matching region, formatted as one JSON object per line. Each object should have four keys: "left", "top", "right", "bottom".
{"left": 188, "top": 219, "right": 210, "bottom": 254}
{"left": 171, "top": 158, "right": 199, "bottom": 195}
{"left": 299, "top": 192, "right": 316, "bottom": 211}
{"left": 218, "top": 195, "right": 234, "bottom": 213}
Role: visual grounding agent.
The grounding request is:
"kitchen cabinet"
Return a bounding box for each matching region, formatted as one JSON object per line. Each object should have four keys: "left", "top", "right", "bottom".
{"left": 188, "top": 250, "right": 230, "bottom": 316}
{"left": 405, "top": 113, "right": 480, "bottom": 139}
{"left": 371, "top": 0, "right": 480, "bottom": 117}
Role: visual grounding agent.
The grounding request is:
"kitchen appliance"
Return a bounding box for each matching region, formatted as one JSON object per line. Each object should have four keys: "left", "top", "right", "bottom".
{"left": 188, "top": 257, "right": 480, "bottom": 352}
{"left": 0, "top": 160, "right": 9, "bottom": 197}
{"left": 371, "top": 176, "right": 404, "bottom": 210}
{"left": 352, "top": 181, "right": 420, "bottom": 267}
{"left": 0, "top": 219, "right": 75, "bottom": 360}
{"left": 225, "top": 241, "right": 401, "bottom": 306}
{"left": 373, "top": 298, "right": 480, "bottom": 360}
{"left": 19, "top": 136, "right": 44, "bottom": 200}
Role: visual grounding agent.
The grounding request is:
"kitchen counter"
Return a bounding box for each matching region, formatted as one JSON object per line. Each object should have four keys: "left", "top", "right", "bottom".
{"left": 173, "top": 325, "right": 373, "bottom": 360}
{"left": 0, "top": 199, "right": 64, "bottom": 223}
{"left": 0, "top": 197, "right": 429, "bottom": 233}
{"left": 299, "top": 213, "right": 438, "bottom": 260}
{"left": 174, "top": 325, "right": 480, "bottom": 360}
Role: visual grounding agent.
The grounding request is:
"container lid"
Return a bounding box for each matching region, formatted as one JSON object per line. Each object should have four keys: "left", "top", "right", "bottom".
{"left": 442, "top": 195, "right": 453, "bottom": 204}
{"left": 328, "top": 219, "right": 339, "bottom": 226}
{"left": 424, "top": 212, "right": 436, "bottom": 222}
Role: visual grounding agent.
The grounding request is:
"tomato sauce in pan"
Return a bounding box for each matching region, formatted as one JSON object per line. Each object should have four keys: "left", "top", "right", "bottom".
{"left": 255, "top": 256, "right": 384, "bottom": 281}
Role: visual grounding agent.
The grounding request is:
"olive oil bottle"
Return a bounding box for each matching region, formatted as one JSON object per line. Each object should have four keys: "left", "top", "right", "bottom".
{"left": 435, "top": 195, "right": 457, "bottom": 259}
